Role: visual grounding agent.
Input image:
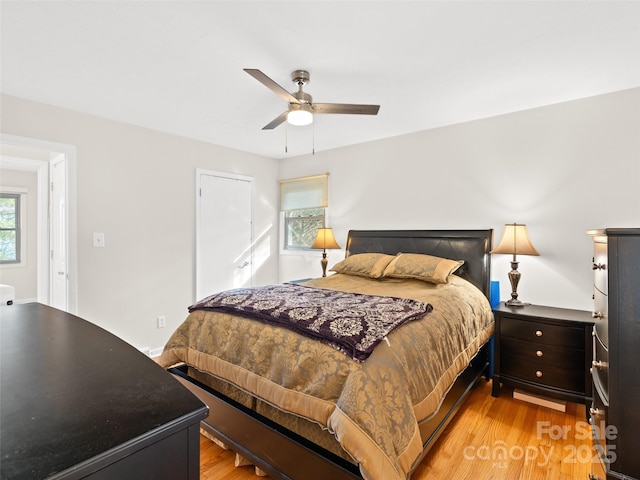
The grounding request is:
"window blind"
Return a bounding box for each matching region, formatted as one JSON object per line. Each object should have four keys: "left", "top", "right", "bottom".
{"left": 279, "top": 173, "right": 328, "bottom": 211}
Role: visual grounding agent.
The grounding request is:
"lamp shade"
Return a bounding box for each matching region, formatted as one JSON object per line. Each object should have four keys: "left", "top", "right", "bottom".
{"left": 491, "top": 223, "right": 539, "bottom": 256}
{"left": 311, "top": 228, "right": 341, "bottom": 250}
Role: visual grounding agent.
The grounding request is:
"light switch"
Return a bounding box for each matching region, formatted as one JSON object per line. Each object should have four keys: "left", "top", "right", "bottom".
{"left": 93, "top": 233, "right": 105, "bottom": 248}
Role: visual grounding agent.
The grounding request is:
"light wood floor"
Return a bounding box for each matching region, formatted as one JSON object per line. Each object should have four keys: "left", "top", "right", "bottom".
{"left": 199, "top": 380, "right": 592, "bottom": 480}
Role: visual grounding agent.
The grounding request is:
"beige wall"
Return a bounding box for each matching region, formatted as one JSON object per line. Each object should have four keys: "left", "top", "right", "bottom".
{"left": 0, "top": 169, "right": 38, "bottom": 300}
{"left": 0, "top": 94, "right": 280, "bottom": 353}
{"left": 2, "top": 89, "right": 638, "bottom": 351}
{"left": 278, "top": 88, "right": 640, "bottom": 311}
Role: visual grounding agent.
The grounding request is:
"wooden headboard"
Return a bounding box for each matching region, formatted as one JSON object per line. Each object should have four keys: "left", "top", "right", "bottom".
{"left": 344, "top": 229, "right": 493, "bottom": 297}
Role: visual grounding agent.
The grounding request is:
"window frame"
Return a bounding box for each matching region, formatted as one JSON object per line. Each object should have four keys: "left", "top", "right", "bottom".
{"left": 279, "top": 173, "right": 329, "bottom": 252}
{"left": 0, "top": 192, "right": 21, "bottom": 264}
{"left": 283, "top": 207, "right": 326, "bottom": 251}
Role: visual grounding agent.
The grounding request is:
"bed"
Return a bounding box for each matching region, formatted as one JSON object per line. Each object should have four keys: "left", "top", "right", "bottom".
{"left": 159, "top": 229, "right": 494, "bottom": 480}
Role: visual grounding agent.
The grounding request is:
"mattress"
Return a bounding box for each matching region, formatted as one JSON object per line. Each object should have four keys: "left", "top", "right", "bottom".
{"left": 159, "top": 273, "right": 494, "bottom": 480}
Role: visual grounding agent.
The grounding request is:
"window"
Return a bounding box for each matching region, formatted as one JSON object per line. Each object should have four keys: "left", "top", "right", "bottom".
{"left": 0, "top": 193, "right": 21, "bottom": 264}
{"left": 280, "top": 174, "right": 328, "bottom": 250}
{"left": 284, "top": 208, "right": 325, "bottom": 250}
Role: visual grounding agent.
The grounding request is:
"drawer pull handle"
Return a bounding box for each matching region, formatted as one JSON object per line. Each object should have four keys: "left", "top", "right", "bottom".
{"left": 536, "top": 350, "right": 543, "bottom": 357}
{"left": 535, "top": 370, "right": 543, "bottom": 378}
{"left": 589, "top": 474, "right": 602, "bottom": 480}
{"left": 535, "top": 330, "right": 543, "bottom": 337}
{"left": 592, "top": 263, "right": 606, "bottom": 271}
{"left": 589, "top": 407, "right": 602, "bottom": 417}
{"left": 592, "top": 360, "right": 608, "bottom": 370}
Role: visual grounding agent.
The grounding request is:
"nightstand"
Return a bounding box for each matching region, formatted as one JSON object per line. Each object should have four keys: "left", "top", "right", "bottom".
{"left": 491, "top": 303, "right": 594, "bottom": 404}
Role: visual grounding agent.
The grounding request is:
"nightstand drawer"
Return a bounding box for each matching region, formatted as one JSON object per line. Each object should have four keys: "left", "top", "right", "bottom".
{"left": 501, "top": 337, "right": 584, "bottom": 370}
{"left": 502, "top": 359, "right": 585, "bottom": 393}
{"left": 501, "top": 317, "right": 585, "bottom": 349}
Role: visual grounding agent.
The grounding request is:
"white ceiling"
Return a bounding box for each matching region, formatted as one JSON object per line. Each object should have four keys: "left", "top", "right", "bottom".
{"left": 1, "top": 1, "right": 639, "bottom": 159}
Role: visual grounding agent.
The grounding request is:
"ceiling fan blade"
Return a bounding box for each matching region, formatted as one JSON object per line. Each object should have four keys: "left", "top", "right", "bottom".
{"left": 244, "top": 69, "right": 300, "bottom": 105}
{"left": 262, "top": 111, "right": 289, "bottom": 130}
{"left": 313, "top": 103, "right": 380, "bottom": 115}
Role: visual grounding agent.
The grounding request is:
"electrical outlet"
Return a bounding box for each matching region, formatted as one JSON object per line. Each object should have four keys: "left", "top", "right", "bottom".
{"left": 92, "top": 233, "right": 105, "bottom": 248}
{"left": 157, "top": 316, "right": 166, "bottom": 329}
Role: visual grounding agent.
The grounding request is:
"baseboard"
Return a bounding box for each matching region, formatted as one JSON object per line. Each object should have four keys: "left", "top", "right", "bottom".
{"left": 138, "top": 346, "right": 164, "bottom": 358}
{"left": 8, "top": 297, "right": 37, "bottom": 305}
{"left": 513, "top": 389, "right": 567, "bottom": 412}
{"left": 150, "top": 347, "right": 164, "bottom": 358}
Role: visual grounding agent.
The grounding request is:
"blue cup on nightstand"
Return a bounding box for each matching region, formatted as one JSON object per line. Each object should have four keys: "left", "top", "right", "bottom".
{"left": 490, "top": 280, "right": 500, "bottom": 309}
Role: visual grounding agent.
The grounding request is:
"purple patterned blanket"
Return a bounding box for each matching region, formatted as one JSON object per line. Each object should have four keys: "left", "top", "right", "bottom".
{"left": 189, "top": 284, "right": 433, "bottom": 361}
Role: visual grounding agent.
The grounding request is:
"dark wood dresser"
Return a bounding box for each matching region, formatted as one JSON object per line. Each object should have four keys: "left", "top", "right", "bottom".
{"left": 0, "top": 303, "right": 208, "bottom": 480}
{"left": 587, "top": 228, "right": 640, "bottom": 480}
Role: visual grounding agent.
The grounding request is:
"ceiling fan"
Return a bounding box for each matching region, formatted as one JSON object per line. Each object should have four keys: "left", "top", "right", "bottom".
{"left": 244, "top": 68, "right": 380, "bottom": 130}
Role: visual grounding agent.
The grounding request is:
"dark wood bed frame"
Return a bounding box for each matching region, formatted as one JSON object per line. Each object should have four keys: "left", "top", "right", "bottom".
{"left": 170, "top": 229, "right": 494, "bottom": 480}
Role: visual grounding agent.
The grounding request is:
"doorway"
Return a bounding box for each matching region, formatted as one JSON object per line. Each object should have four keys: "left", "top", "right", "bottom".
{"left": 0, "top": 134, "right": 77, "bottom": 313}
{"left": 196, "top": 169, "right": 254, "bottom": 301}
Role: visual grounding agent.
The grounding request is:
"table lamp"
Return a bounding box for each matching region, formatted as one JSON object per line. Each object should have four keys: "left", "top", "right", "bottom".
{"left": 491, "top": 223, "right": 539, "bottom": 307}
{"left": 311, "top": 228, "right": 341, "bottom": 277}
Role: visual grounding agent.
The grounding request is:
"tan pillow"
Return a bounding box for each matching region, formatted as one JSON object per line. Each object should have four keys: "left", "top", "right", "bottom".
{"left": 330, "top": 253, "right": 396, "bottom": 279}
{"left": 382, "top": 253, "right": 464, "bottom": 284}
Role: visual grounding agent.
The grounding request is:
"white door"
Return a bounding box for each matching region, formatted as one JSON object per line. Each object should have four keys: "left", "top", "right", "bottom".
{"left": 50, "top": 155, "right": 67, "bottom": 310}
{"left": 196, "top": 170, "right": 253, "bottom": 300}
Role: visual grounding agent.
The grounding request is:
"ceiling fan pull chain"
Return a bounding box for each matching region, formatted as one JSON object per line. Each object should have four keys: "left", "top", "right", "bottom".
{"left": 285, "top": 124, "right": 288, "bottom": 153}
{"left": 312, "top": 121, "right": 315, "bottom": 155}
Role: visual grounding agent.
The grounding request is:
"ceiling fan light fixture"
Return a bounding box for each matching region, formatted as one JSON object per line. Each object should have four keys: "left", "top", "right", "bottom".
{"left": 287, "top": 103, "right": 313, "bottom": 126}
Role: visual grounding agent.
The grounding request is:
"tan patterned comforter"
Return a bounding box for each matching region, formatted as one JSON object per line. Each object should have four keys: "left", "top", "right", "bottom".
{"left": 158, "top": 273, "right": 494, "bottom": 480}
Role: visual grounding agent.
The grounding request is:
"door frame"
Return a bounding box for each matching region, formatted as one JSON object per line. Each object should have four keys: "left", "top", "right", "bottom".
{"left": 0, "top": 133, "right": 77, "bottom": 313}
{"left": 49, "top": 153, "right": 68, "bottom": 311}
{"left": 195, "top": 168, "right": 254, "bottom": 301}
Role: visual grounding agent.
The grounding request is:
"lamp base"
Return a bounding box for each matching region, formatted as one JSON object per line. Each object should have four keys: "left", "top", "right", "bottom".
{"left": 505, "top": 260, "right": 529, "bottom": 307}
{"left": 320, "top": 252, "right": 328, "bottom": 277}
{"left": 505, "top": 298, "right": 527, "bottom": 307}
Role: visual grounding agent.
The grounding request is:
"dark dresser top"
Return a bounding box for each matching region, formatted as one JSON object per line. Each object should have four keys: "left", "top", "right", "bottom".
{"left": 0, "top": 303, "right": 207, "bottom": 480}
